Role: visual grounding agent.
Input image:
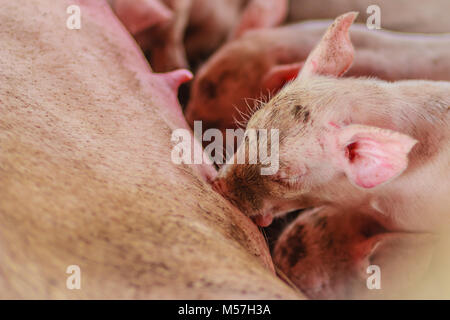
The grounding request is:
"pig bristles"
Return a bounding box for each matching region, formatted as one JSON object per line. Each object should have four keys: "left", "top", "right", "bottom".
{"left": 234, "top": 98, "right": 257, "bottom": 128}
{"left": 233, "top": 91, "right": 273, "bottom": 129}
{"left": 233, "top": 105, "right": 251, "bottom": 129}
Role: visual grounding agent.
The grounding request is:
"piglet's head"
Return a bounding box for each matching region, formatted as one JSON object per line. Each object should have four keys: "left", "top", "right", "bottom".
{"left": 213, "top": 12, "right": 417, "bottom": 227}
{"left": 273, "top": 207, "right": 436, "bottom": 299}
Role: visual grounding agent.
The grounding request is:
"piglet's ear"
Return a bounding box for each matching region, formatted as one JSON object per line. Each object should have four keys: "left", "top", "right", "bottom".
{"left": 298, "top": 12, "right": 357, "bottom": 79}
{"left": 261, "top": 62, "right": 304, "bottom": 93}
{"left": 338, "top": 125, "right": 417, "bottom": 189}
{"left": 228, "top": 0, "right": 288, "bottom": 40}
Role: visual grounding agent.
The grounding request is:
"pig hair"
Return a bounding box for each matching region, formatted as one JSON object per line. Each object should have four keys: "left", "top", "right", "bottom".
{"left": 234, "top": 89, "right": 275, "bottom": 129}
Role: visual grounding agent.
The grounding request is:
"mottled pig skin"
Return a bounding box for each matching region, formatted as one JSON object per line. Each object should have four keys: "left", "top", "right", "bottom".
{"left": 289, "top": 0, "right": 450, "bottom": 33}
{"left": 186, "top": 21, "right": 450, "bottom": 134}
{"left": 0, "top": 0, "right": 302, "bottom": 299}
{"left": 214, "top": 13, "right": 450, "bottom": 234}
{"left": 273, "top": 207, "right": 439, "bottom": 299}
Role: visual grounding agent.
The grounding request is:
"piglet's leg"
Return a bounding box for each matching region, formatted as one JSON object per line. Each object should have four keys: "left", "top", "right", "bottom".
{"left": 111, "top": 0, "right": 173, "bottom": 35}
{"left": 229, "top": 0, "right": 288, "bottom": 40}
{"left": 148, "top": 0, "right": 192, "bottom": 72}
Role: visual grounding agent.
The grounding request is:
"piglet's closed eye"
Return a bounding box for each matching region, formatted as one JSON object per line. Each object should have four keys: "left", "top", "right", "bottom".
{"left": 336, "top": 125, "right": 418, "bottom": 189}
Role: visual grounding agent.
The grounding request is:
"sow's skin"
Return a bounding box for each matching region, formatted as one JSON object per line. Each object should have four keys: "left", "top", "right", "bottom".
{"left": 273, "top": 207, "right": 440, "bottom": 299}
{"left": 0, "top": 0, "right": 301, "bottom": 299}
{"left": 185, "top": 20, "right": 450, "bottom": 134}
{"left": 214, "top": 13, "right": 450, "bottom": 233}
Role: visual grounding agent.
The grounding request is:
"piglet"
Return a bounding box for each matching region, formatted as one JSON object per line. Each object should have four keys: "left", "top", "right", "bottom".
{"left": 273, "top": 207, "right": 436, "bottom": 299}
{"left": 0, "top": 0, "right": 299, "bottom": 299}
{"left": 214, "top": 12, "right": 450, "bottom": 233}
{"left": 110, "top": 0, "right": 173, "bottom": 35}
{"left": 131, "top": 0, "right": 287, "bottom": 72}
{"left": 185, "top": 19, "right": 450, "bottom": 135}
{"left": 185, "top": 0, "right": 287, "bottom": 69}
{"left": 228, "top": 0, "right": 288, "bottom": 41}
{"left": 134, "top": 0, "right": 193, "bottom": 72}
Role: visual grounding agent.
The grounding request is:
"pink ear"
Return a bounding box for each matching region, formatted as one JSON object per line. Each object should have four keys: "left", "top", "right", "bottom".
{"left": 113, "top": 0, "right": 173, "bottom": 35}
{"left": 337, "top": 125, "right": 417, "bottom": 188}
{"left": 298, "top": 12, "right": 357, "bottom": 79}
{"left": 261, "top": 62, "right": 304, "bottom": 93}
{"left": 228, "top": 0, "right": 288, "bottom": 40}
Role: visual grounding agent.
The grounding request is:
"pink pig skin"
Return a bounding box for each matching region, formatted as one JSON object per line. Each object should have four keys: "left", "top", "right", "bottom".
{"left": 186, "top": 20, "right": 450, "bottom": 135}
{"left": 273, "top": 207, "right": 440, "bottom": 299}
{"left": 1, "top": 0, "right": 304, "bottom": 299}
{"left": 288, "top": 0, "right": 450, "bottom": 33}
{"left": 214, "top": 13, "right": 450, "bottom": 234}
{"left": 113, "top": 0, "right": 450, "bottom": 72}
{"left": 228, "top": 0, "right": 288, "bottom": 41}
{"left": 134, "top": 0, "right": 193, "bottom": 72}
{"left": 110, "top": 0, "right": 173, "bottom": 35}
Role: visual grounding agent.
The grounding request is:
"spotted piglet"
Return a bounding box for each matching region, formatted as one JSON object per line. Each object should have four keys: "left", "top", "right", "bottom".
{"left": 214, "top": 12, "right": 450, "bottom": 233}
{"left": 273, "top": 207, "right": 436, "bottom": 299}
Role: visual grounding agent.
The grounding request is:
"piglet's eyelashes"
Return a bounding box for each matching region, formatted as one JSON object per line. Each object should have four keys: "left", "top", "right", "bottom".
{"left": 271, "top": 171, "right": 304, "bottom": 187}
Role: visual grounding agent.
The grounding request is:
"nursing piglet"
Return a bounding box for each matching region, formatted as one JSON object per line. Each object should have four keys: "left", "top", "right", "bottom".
{"left": 214, "top": 13, "right": 450, "bottom": 233}
{"left": 273, "top": 207, "right": 436, "bottom": 299}
{"left": 185, "top": 20, "right": 450, "bottom": 134}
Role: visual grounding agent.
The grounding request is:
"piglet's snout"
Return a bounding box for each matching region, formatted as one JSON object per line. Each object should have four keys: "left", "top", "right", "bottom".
{"left": 212, "top": 178, "right": 244, "bottom": 212}
{"left": 212, "top": 178, "right": 241, "bottom": 209}
{"left": 212, "top": 178, "right": 274, "bottom": 227}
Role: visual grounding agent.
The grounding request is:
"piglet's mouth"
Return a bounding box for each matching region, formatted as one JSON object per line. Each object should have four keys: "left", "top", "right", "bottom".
{"left": 212, "top": 179, "right": 275, "bottom": 228}
{"left": 253, "top": 213, "right": 273, "bottom": 227}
